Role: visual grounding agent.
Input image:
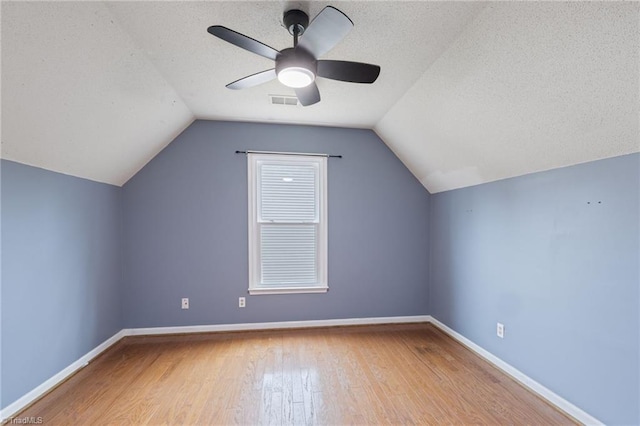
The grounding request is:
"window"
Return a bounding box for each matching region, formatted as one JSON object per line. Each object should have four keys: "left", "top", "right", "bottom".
{"left": 247, "top": 153, "right": 327, "bottom": 295}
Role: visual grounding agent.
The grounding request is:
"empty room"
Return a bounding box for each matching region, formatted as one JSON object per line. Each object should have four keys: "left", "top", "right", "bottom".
{"left": 1, "top": 1, "right": 638, "bottom": 425}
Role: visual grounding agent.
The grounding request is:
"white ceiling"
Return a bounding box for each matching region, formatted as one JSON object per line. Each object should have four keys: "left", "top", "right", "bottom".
{"left": 2, "top": 1, "right": 638, "bottom": 191}
{"left": 377, "top": 2, "right": 640, "bottom": 192}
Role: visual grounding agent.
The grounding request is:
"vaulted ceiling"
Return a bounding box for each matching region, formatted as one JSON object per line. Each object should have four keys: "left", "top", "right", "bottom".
{"left": 2, "top": 1, "right": 638, "bottom": 192}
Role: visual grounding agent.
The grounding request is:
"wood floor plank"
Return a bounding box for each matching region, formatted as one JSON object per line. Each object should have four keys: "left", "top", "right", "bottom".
{"left": 16, "top": 323, "right": 577, "bottom": 425}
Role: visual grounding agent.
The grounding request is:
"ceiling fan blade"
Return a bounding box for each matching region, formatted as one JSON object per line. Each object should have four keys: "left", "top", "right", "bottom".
{"left": 226, "top": 69, "right": 277, "bottom": 90}
{"left": 297, "top": 6, "right": 353, "bottom": 58}
{"left": 208, "top": 26, "right": 279, "bottom": 61}
{"left": 317, "top": 60, "right": 380, "bottom": 83}
{"left": 295, "top": 83, "right": 321, "bottom": 106}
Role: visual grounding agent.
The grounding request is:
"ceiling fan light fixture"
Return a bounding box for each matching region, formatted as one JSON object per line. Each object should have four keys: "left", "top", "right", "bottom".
{"left": 208, "top": 6, "right": 380, "bottom": 106}
{"left": 277, "top": 66, "right": 315, "bottom": 88}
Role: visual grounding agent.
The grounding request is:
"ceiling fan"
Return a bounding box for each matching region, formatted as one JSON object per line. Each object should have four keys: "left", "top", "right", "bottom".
{"left": 207, "top": 6, "right": 381, "bottom": 106}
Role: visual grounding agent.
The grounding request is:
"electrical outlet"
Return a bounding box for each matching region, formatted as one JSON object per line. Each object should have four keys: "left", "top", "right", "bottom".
{"left": 497, "top": 322, "right": 504, "bottom": 338}
{"left": 239, "top": 297, "right": 246, "bottom": 308}
{"left": 181, "top": 298, "right": 189, "bottom": 310}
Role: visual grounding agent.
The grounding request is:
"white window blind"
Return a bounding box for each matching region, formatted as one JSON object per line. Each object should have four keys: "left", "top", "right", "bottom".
{"left": 259, "top": 163, "right": 318, "bottom": 222}
{"left": 260, "top": 225, "right": 317, "bottom": 285}
{"left": 248, "top": 154, "right": 327, "bottom": 294}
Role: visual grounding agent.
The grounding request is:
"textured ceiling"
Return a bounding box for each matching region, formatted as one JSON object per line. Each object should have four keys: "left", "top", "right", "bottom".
{"left": 376, "top": 1, "right": 640, "bottom": 192}
{"left": 1, "top": 1, "right": 638, "bottom": 191}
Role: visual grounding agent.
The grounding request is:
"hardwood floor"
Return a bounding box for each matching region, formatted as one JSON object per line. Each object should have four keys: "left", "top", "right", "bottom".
{"left": 16, "top": 323, "right": 576, "bottom": 425}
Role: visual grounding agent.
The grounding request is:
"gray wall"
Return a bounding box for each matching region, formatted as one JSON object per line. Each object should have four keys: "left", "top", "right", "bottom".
{"left": 122, "top": 120, "right": 431, "bottom": 327}
{"left": 1, "top": 160, "right": 123, "bottom": 409}
{"left": 429, "top": 153, "right": 639, "bottom": 425}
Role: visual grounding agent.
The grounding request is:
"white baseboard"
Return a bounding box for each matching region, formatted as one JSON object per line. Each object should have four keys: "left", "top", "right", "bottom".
{"left": 428, "top": 316, "right": 603, "bottom": 426}
{"left": 0, "top": 329, "right": 126, "bottom": 422}
{"left": 0, "top": 315, "right": 428, "bottom": 421}
{"left": 125, "top": 315, "right": 432, "bottom": 336}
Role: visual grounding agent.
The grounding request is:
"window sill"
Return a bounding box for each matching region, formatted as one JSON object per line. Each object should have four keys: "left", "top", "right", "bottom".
{"left": 248, "top": 286, "right": 328, "bottom": 295}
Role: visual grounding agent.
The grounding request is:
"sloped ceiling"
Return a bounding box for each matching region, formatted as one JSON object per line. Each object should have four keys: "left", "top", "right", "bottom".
{"left": 376, "top": 2, "right": 640, "bottom": 192}
{"left": 1, "top": 1, "right": 638, "bottom": 191}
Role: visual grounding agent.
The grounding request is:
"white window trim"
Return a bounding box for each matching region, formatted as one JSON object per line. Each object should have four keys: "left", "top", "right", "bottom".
{"left": 247, "top": 153, "right": 328, "bottom": 295}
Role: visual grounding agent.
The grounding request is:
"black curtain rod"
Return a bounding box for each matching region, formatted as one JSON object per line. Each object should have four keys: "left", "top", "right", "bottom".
{"left": 235, "top": 150, "right": 342, "bottom": 158}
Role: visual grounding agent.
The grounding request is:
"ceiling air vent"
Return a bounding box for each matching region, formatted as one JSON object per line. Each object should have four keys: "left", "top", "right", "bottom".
{"left": 269, "top": 94, "right": 299, "bottom": 106}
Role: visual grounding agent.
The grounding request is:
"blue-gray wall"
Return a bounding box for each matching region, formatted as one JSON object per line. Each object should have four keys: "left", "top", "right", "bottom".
{"left": 1, "top": 160, "right": 123, "bottom": 409}
{"left": 122, "top": 120, "right": 431, "bottom": 327}
{"left": 429, "top": 153, "right": 640, "bottom": 425}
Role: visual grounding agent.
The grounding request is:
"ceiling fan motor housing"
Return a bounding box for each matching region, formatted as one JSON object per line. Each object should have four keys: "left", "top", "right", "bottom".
{"left": 276, "top": 48, "right": 317, "bottom": 76}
